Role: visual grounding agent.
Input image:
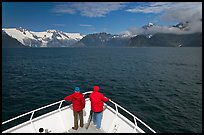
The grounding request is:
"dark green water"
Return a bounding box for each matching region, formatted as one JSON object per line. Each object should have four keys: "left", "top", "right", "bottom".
{"left": 2, "top": 47, "right": 202, "bottom": 133}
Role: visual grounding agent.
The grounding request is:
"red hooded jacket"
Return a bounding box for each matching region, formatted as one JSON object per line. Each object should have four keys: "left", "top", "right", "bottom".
{"left": 89, "top": 86, "right": 109, "bottom": 112}
{"left": 64, "top": 92, "right": 85, "bottom": 112}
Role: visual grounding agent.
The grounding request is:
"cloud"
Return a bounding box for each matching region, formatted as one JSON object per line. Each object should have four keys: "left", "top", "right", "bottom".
{"left": 79, "top": 24, "right": 92, "bottom": 27}
{"left": 79, "top": 24, "right": 96, "bottom": 32}
{"left": 122, "top": 22, "right": 202, "bottom": 37}
{"left": 126, "top": 2, "right": 202, "bottom": 22}
{"left": 52, "top": 2, "right": 128, "bottom": 17}
{"left": 53, "top": 23, "right": 66, "bottom": 26}
{"left": 52, "top": 3, "right": 76, "bottom": 14}
{"left": 126, "top": 2, "right": 173, "bottom": 13}
{"left": 124, "top": 2, "right": 202, "bottom": 35}
{"left": 160, "top": 2, "right": 202, "bottom": 23}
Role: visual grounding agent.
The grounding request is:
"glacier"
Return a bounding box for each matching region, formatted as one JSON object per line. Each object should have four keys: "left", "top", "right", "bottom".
{"left": 2, "top": 27, "right": 85, "bottom": 47}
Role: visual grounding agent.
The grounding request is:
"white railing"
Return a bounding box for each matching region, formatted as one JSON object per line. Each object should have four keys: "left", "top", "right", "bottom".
{"left": 2, "top": 100, "right": 65, "bottom": 126}
{"left": 83, "top": 91, "right": 156, "bottom": 133}
{"left": 108, "top": 99, "right": 156, "bottom": 133}
{"left": 2, "top": 91, "right": 156, "bottom": 133}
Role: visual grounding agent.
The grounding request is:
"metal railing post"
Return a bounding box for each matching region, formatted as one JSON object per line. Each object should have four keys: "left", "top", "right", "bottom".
{"left": 133, "top": 117, "right": 138, "bottom": 132}
{"left": 30, "top": 111, "right": 37, "bottom": 133}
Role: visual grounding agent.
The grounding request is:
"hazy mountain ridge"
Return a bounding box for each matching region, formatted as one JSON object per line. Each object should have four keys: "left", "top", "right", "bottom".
{"left": 128, "top": 33, "right": 202, "bottom": 47}
{"left": 74, "top": 21, "right": 202, "bottom": 47}
{"left": 2, "top": 21, "right": 202, "bottom": 48}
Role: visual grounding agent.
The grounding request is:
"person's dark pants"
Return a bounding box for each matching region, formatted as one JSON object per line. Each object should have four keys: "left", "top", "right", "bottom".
{"left": 73, "top": 110, "right": 84, "bottom": 129}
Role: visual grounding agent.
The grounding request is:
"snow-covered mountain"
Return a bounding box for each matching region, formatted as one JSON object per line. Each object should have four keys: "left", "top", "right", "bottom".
{"left": 2, "top": 30, "right": 28, "bottom": 48}
{"left": 2, "top": 27, "right": 85, "bottom": 47}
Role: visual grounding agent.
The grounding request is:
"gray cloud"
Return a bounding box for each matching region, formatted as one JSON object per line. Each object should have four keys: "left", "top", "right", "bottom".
{"left": 52, "top": 2, "right": 128, "bottom": 17}
{"left": 160, "top": 2, "right": 202, "bottom": 22}
{"left": 126, "top": 2, "right": 202, "bottom": 22}
{"left": 150, "top": 23, "right": 202, "bottom": 34}
{"left": 124, "top": 2, "right": 202, "bottom": 35}
{"left": 122, "top": 22, "right": 202, "bottom": 37}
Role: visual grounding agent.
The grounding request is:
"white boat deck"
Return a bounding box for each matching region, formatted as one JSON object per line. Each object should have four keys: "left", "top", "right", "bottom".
{"left": 68, "top": 122, "right": 105, "bottom": 133}
{"left": 2, "top": 91, "right": 156, "bottom": 133}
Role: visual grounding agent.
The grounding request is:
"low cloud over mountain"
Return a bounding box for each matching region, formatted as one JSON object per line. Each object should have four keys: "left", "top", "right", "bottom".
{"left": 122, "top": 20, "right": 202, "bottom": 37}
{"left": 124, "top": 2, "right": 202, "bottom": 36}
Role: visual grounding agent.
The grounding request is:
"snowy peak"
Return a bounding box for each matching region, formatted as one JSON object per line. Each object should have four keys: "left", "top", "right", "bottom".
{"left": 47, "top": 29, "right": 58, "bottom": 33}
{"left": 16, "top": 27, "right": 27, "bottom": 33}
{"left": 172, "top": 21, "right": 190, "bottom": 30}
{"left": 142, "top": 22, "right": 155, "bottom": 29}
{"left": 2, "top": 27, "right": 84, "bottom": 47}
{"left": 148, "top": 22, "right": 154, "bottom": 27}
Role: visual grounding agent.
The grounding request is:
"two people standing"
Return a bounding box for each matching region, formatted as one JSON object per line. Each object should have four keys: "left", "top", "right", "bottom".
{"left": 64, "top": 85, "right": 109, "bottom": 130}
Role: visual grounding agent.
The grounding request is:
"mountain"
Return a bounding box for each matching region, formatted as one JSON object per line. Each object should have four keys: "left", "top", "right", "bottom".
{"left": 126, "top": 20, "right": 202, "bottom": 47}
{"left": 73, "top": 32, "right": 113, "bottom": 47}
{"left": 127, "top": 33, "right": 202, "bottom": 47}
{"left": 2, "top": 30, "right": 28, "bottom": 48}
{"left": 2, "top": 20, "right": 202, "bottom": 48}
{"left": 73, "top": 31, "right": 201, "bottom": 48}
{"left": 2, "top": 27, "right": 84, "bottom": 47}
{"left": 73, "top": 32, "right": 130, "bottom": 47}
{"left": 73, "top": 20, "right": 201, "bottom": 48}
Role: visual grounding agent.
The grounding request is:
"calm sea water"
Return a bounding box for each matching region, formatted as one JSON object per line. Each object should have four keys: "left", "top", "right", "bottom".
{"left": 2, "top": 47, "right": 202, "bottom": 133}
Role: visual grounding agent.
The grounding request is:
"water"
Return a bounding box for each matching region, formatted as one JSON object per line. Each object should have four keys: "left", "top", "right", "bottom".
{"left": 2, "top": 47, "right": 202, "bottom": 133}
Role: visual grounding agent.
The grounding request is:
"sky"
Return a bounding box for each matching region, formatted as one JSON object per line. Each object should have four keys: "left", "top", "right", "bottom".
{"left": 2, "top": 2, "right": 202, "bottom": 35}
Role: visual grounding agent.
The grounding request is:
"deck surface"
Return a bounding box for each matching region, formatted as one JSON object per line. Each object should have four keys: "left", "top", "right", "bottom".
{"left": 68, "top": 122, "right": 105, "bottom": 133}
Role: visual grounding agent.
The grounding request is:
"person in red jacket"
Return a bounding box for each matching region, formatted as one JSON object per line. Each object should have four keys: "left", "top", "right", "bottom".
{"left": 89, "top": 86, "right": 109, "bottom": 130}
{"left": 64, "top": 87, "right": 85, "bottom": 130}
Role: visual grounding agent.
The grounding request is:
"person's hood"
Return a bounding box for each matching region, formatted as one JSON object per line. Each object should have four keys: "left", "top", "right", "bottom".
{"left": 93, "top": 86, "right": 100, "bottom": 92}
{"left": 73, "top": 92, "right": 82, "bottom": 99}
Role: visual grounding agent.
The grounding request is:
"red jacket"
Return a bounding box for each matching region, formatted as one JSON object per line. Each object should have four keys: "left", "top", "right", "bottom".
{"left": 64, "top": 92, "right": 85, "bottom": 112}
{"left": 89, "top": 86, "right": 109, "bottom": 112}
